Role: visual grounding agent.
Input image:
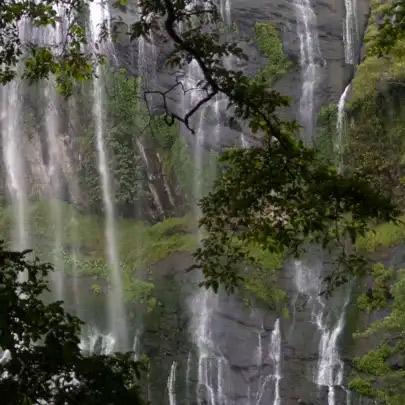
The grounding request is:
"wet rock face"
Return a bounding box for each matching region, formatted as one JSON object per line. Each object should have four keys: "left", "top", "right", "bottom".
{"left": 143, "top": 253, "right": 354, "bottom": 404}
{"left": 113, "top": 0, "right": 370, "bottom": 144}
{"left": 107, "top": 2, "right": 379, "bottom": 403}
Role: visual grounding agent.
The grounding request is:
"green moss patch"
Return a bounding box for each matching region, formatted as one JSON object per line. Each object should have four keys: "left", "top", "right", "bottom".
{"left": 356, "top": 216, "right": 405, "bottom": 252}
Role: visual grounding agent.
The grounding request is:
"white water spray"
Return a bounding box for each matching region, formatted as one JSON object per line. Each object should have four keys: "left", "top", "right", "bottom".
{"left": 44, "top": 87, "right": 65, "bottom": 299}
{"left": 89, "top": 0, "right": 127, "bottom": 349}
{"left": 343, "top": 0, "right": 358, "bottom": 64}
{"left": 1, "top": 84, "right": 28, "bottom": 250}
{"left": 294, "top": 259, "right": 349, "bottom": 405}
{"left": 193, "top": 290, "right": 225, "bottom": 404}
{"left": 167, "top": 361, "right": 178, "bottom": 405}
{"left": 270, "top": 319, "right": 282, "bottom": 405}
{"left": 80, "top": 328, "right": 116, "bottom": 356}
{"left": 335, "top": 84, "right": 351, "bottom": 173}
{"left": 255, "top": 319, "right": 282, "bottom": 405}
{"left": 295, "top": 0, "right": 322, "bottom": 144}
{"left": 316, "top": 302, "right": 347, "bottom": 405}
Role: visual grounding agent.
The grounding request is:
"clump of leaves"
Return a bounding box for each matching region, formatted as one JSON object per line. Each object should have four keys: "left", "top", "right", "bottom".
{"left": 351, "top": 269, "right": 405, "bottom": 404}
{"left": 192, "top": 143, "right": 396, "bottom": 294}
{"left": 129, "top": 0, "right": 397, "bottom": 296}
{"left": 0, "top": 0, "right": 94, "bottom": 95}
{"left": 0, "top": 242, "right": 144, "bottom": 404}
{"left": 357, "top": 263, "right": 394, "bottom": 312}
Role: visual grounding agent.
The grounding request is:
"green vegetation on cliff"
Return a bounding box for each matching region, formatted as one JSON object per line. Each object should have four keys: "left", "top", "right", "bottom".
{"left": 357, "top": 216, "right": 405, "bottom": 252}
{"left": 255, "top": 22, "right": 292, "bottom": 85}
{"left": 314, "top": 103, "right": 338, "bottom": 165}
{"left": 344, "top": 0, "right": 405, "bottom": 207}
{"left": 344, "top": 3, "right": 405, "bottom": 401}
{"left": 0, "top": 200, "right": 198, "bottom": 308}
{"left": 351, "top": 266, "right": 405, "bottom": 405}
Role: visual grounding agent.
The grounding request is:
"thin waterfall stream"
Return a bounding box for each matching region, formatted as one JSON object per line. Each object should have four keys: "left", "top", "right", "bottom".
{"left": 44, "top": 86, "right": 64, "bottom": 300}
{"left": 295, "top": 0, "right": 322, "bottom": 145}
{"left": 88, "top": 0, "right": 127, "bottom": 349}
{"left": 167, "top": 361, "right": 178, "bottom": 405}
{"left": 293, "top": 0, "right": 353, "bottom": 401}
{"left": 336, "top": 84, "right": 351, "bottom": 173}
{"left": 343, "top": 0, "right": 359, "bottom": 65}
{"left": 1, "top": 83, "right": 28, "bottom": 251}
{"left": 270, "top": 319, "right": 282, "bottom": 405}
{"left": 186, "top": 2, "right": 236, "bottom": 403}
{"left": 294, "top": 258, "right": 350, "bottom": 405}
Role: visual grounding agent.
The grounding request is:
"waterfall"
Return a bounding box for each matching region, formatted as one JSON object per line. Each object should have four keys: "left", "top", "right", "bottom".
{"left": 193, "top": 290, "right": 226, "bottom": 404}
{"left": 220, "top": 0, "right": 232, "bottom": 26}
{"left": 255, "top": 319, "right": 282, "bottom": 405}
{"left": 335, "top": 84, "right": 351, "bottom": 173}
{"left": 132, "top": 331, "right": 140, "bottom": 361}
{"left": 42, "top": 6, "right": 65, "bottom": 297}
{"left": 256, "top": 325, "right": 264, "bottom": 367}
{"left": 186, "top": 352, "right": 192, "bottom": 404}
{"left": 294, "top": 259, "right": 349, "bottom": 405}
{"left": 88, "top": 0, "right": 127, "bottom": 349}
{"left": 316, "top": 297, "right": 349, "bottom": 405}
{"left": 80, "top": 328, "right": 116, "bottom": 356}
{"left": 167, "top": 361, "right": 178, "bottom": 405}
{"left": 1, "top": 83, "right": 29, "bottom": 251}
{"left": 0, "top": 16, "right": 31, "bottom": 252}
{"left": 343, "top": 0, "right": 359, "bottom": 64}
{"left": 270, "top": 319, "right": 282, "bottom": 405}
{"left": 295, "top": 0, "right": 322, "bottom": 144}
{"left": 185, "top": 2, "right": 234, "bottom": 403}
{"left": 44, "top": 86, "right": 65, "bottom": 300}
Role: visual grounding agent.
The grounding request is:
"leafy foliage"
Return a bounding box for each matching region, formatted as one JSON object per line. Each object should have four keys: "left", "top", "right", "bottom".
{"left": 343, "top": 0, "right": 405, "bottom": 211}
{"left": 367, "top": 0, "right": 405, "bottom": 56}
{"left": 357, "top": 263, "right": 394, "bottom": 312}
{"left": 315, "top": 103, "right": 338, "bottom": 165}
{"left": 193, "top": 145, "right": 396, "bottom": 294}
{"left": 356, "top": 215, "right": 405, "bottom": 252}
{"left": 0, "top": 242, "right": 143, "bottom": 404}
{"left": 105, "top": 69, "right": 144, "bottom": 208}
{"left": 127, "top": 0, "right": 398, "bottom": 297}
{"left": 254, "top": 22, "right": 292, "bottom": 85}
{"left": 0, "top": 0, "right": 93, "bottom": 95}
{"left": 351, "top": 268, "right": 405, "bottom": 404}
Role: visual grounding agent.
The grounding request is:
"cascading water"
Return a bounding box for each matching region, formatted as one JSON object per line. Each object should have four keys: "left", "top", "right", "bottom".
{"left": 270, "top": 319, "right": 281, "bottom": 405}
{"left": 79, "top": 328, "right": 116, "bottom": 356}
{"left": 294, "top": 259, "right": 350, "bottom": 404}
{"left": 255, "top": 319, "right": 282, "bottom": 405}
{"left": 185, "top": 2, "right": 235, "bottom": 403}
{"left": 192, "top": 290, "right": 228, "bottom": 404}
{"left": 335, "top": 84, "right": 351, "bottom": 173}
{"left": 1, "top": 83, "right": 28, "bottom": 251}
{"left": 343, "top": 0, "right": 359, "bottom": 64}
{"left": 88, "top": 0, "right": 128, "bottom": 349}
{"left": 167, "top": 361, "right": 178, "bottom": 405}
{"left": 293, "top": 0, "right": 352, "bottom": 400}
{"left": 316, "top": 293, "right": 351, "bottom": 405}
{"left": 295, "top": 0, "right": 322, "bottom": 144}
{"left": 44, "top": 87, "right": 65, "bottom": 300}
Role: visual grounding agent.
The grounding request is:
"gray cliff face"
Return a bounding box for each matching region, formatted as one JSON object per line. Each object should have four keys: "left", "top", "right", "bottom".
{"left": 113, "top": 0, "right": 369, "bottom": 145}
{"left": 107, "top": 0, "right": 380, "bottom": 403}
{"left": 1, "top": 0, "right": 389, "bottom": 403}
